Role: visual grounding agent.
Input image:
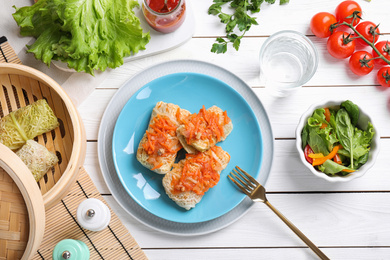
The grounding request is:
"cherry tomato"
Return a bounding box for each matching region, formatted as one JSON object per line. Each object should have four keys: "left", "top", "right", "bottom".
{"left": 377, "top": 66, "right": 390, "bottom": 88}
{"left": 372, "top": 41, "right": 390, "bottom": 66}
{"left": 349, "top": 51, "right": 374, "bottom": 76}
{"left": 304, "top": 144, "right": 314, "bottom": 164}
{"left": 335, "top": 1, "right": 362, "bottom": 26}
{"left": 327, "top": 31, "right": 356, "bottom": 59}
{"left": 355, "top": 21, "right": 380, "bottom": 46}
{"left": 310, "top": 12, "right": 337, "bottom": 38}
{"left": 333, "top": 153, "right": 342, "bottom": 164}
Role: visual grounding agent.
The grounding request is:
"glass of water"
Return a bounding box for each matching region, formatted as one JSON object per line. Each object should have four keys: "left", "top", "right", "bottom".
{"left": 259, "top": 30, "right": 319, "bottom": 97}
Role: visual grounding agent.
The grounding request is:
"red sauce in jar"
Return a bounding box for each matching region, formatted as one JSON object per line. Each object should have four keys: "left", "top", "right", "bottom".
{"left": 148, "top": 0, "right": 180, "bottom": 13}
{"left": 143, "top": 0, "right": 186, "bottom": 33}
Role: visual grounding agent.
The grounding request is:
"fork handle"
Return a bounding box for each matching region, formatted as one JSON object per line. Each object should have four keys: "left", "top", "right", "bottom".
{"left": 264, "top": 200, "right": 330, "bottom": 260}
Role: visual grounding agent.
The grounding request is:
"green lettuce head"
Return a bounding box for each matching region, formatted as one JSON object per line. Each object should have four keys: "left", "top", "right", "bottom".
{"left": 13, "top": 0, "right": 150, "bottom": 75}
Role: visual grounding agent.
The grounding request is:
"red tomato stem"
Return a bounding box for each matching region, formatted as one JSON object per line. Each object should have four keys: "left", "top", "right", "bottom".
{"left": 359, "top": 55, "right": 374, "bottom": 68}
{"left": 342, "top": 33, "right": 354, "bottom": 44}
{"left": 381, "top": 69, "right": 390, "bottom": 83}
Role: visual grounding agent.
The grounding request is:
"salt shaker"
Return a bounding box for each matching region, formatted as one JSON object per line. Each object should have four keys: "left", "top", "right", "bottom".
{"left": 76, "top": 198, "right": 111, "bottom": 232}
{"left": 52, "top": 239, "right": 89, "bottom": 260}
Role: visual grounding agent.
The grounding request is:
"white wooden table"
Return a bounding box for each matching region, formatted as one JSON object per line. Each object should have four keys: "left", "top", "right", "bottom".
{"left": 77, "top": 1, "right": 390, "bottom": 259}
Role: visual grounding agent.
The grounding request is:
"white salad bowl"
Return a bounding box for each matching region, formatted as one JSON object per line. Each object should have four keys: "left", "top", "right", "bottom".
{"left": 295, "top": 99, "right": 380, "bottom": 182}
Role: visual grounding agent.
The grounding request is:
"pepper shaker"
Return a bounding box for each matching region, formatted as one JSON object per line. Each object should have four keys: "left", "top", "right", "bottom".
{"left": 76, "top": 198, "right": 111, "bottom": 232}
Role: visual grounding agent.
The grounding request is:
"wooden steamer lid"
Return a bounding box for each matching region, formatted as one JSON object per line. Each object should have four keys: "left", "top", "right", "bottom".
{"left": 0, "top": 142, "right": 45, "bottom": 260}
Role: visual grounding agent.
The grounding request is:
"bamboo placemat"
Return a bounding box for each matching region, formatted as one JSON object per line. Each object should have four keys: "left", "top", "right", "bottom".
{"left": 1, "top": 36, "right": 147, "bottom": 259}
{"left": 0, "top": 37, "right": 21, "bottom": 65}
{"left": 34, "top": 167, "right": 147, "bottom": 260}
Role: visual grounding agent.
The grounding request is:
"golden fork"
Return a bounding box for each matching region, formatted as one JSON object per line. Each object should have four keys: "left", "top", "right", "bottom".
{"left": 229, "top": 166, "right": 330, "bottom": 260}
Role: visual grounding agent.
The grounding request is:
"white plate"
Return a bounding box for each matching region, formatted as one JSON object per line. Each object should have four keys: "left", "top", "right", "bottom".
{"left": 98, "top": 60, "right": 274, "bottom": 236}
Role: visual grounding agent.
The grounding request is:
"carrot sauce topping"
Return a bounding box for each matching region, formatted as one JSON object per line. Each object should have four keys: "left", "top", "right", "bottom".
{"left": 142, "top": 114, "right": 181, "bottom": 170}
{"left": 183, "top": 106, "right": 230, "bottom": 145}
{"left": 171, "top": 146, "right": 228, "bottom": 195}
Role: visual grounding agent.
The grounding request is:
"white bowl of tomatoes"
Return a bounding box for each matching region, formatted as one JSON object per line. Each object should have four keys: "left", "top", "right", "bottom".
{"left": 296, "top": 99, "right": 380, "bottom": 182}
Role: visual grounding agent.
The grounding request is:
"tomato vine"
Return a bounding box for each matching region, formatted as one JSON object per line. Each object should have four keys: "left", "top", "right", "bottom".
{"left": 310, "top": 0, "right": 390, "bottom": 87}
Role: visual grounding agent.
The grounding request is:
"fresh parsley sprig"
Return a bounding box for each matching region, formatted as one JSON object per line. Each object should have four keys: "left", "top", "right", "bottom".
{"left": 208, "top": 0, "right": 290, "bottom": 54}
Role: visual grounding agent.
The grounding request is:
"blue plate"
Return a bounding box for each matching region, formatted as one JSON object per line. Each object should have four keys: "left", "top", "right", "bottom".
{"left": 112, "top": 72, "right": 263, "bottom": 223}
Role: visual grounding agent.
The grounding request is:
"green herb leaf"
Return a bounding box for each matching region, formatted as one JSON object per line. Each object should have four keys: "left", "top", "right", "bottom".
{"left": 216, "top": 37, "right": 227, "bottom": 43}
{"left": 233, "top": 37, "right": 241, "bottom": 51}
{"left": 208, "top": 0, "right": 281, "bottom": 53}
{"left": 211, "top": 39, "right": 228, "bottom": 54}
{"left": 219, "top": 13, "right": 232, "bottom": 24}
{"left": 247, "top": 0, "right": 264, "bottom": 13}
{"left": 226, "top": 19, "right": 237, "bottom": 32}
{"left": 227, "top": 34, "right": 239, "bottom": 41}
{"left": 208, "top": 4, "right": 223, "bottom": 15}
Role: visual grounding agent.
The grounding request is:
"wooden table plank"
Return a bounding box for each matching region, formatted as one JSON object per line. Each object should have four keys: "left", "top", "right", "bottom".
{"left": 191, "top": 0, "right": 390, "bottom": 37}
{"left": 143, "top": 248, "right": 390, "bottom": 260}
{"left": 102, "top": 192, "right": 390, "bottom": 248}
{"left": 92, "top": 37, "right": 385, "bottom": 89}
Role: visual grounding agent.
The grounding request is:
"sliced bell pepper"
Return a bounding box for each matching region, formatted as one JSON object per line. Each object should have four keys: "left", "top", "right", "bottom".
{"left": 312, "top": 144, "right": 342, "bottom": 166}
{"left": 308, "top": 153, "right": 325, "bottom": 159}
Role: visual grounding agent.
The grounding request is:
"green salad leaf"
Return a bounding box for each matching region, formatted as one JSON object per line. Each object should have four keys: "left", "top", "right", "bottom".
{"left": 13, "top": 0, "right": 150, "bottom": 75}
{"left": 341, "top": 100, "right": 360, "bottom": 126}
{"left": 319, "top": 160, "right": 355, "bottom": 176}
{"left": 306, "top": 108, "right": 338, "bottom": 154}
{"left": 308, "top": 128, "right": 329, "bottom": 155}
{"left": 335, "top": 108, "right": 355, "bottom": 167}
{"left": 308, "top": 108, "right": 327, "bottom": 127}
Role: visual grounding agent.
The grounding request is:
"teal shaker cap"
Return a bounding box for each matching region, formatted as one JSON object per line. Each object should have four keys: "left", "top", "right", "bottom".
{"left": 52, "top": 239, "right": 90, "bottom": 260}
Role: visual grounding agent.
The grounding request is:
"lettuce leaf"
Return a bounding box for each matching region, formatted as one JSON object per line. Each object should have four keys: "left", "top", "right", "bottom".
{"left": 319, "top": 159, "right": 355, "bottom": 176}
{"left": 13, "top": 0, "right": 150, "bottom": 75}
{"left": 341, "top": 100, "right": 360, "bottom": 126}
{"left": 308, "top": 128, "right": 329, "bottom": 156}
{"left": 305, "top": 108, "right": 338, "bottom": 154}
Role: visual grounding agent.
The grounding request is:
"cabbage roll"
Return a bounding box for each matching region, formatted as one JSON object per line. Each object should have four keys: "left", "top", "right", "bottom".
{"left": 0, "top": 99, "right": 59, "bottom": 150}
{"left": 16, "top": 140, "right": 59, "bottom": 182}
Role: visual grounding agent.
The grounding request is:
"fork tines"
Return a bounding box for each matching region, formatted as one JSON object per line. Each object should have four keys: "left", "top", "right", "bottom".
{"left": 228, "top": 166, "right": 259, "bottom": 195}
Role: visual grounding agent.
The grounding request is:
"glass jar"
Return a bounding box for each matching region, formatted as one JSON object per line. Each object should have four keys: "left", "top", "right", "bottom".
{"left": 142, "top": 0, "right": 186, "bottom": 33}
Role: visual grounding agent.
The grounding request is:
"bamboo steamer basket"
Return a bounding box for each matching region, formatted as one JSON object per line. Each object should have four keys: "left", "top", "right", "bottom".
{"left": 0, "top": 63, "right": 86, "bottom": 209}
{"left": 0, "top": 142, "right": 45, "bottom": 260}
